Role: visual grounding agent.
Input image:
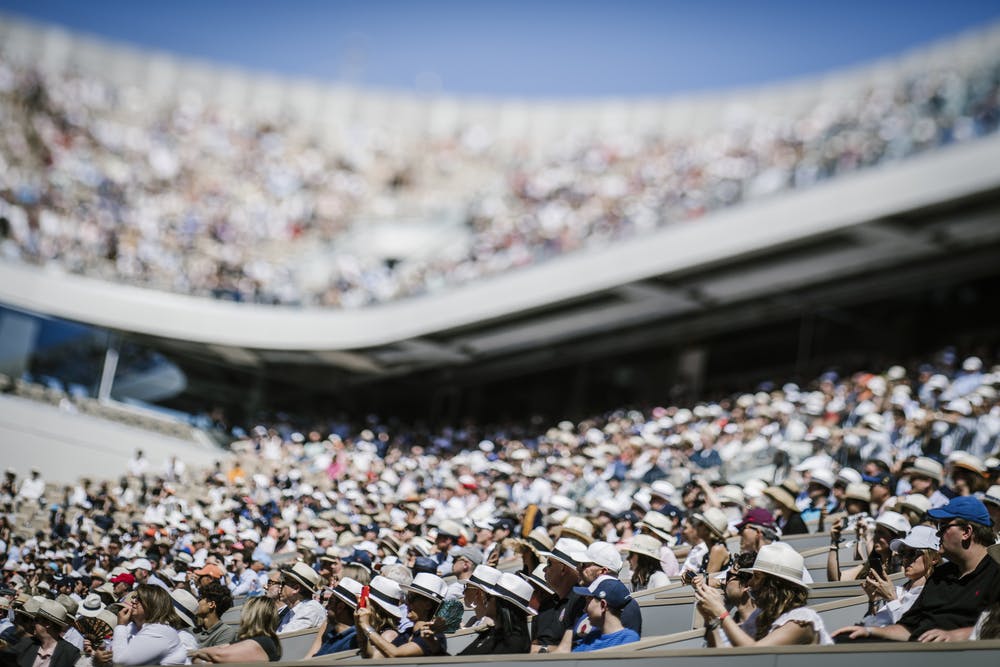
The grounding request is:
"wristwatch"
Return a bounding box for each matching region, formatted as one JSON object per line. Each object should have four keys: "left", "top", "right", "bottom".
{"left": 706, "top": 618, "right": 722, "bottom": 631}
{"left": 538, "top": 646, "right": 549, "bottom": 654}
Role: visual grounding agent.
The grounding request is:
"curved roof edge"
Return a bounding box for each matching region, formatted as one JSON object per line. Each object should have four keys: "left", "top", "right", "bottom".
{"left": 2, "top": 134, "right": 999, "bottom": 352}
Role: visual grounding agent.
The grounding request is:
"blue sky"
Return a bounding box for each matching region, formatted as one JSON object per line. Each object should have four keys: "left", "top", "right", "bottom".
{"left": 1, "top": 1, "right": 999, "bottom": 98}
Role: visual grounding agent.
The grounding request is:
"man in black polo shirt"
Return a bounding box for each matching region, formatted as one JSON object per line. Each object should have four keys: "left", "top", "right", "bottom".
{"left": 835, "top": 496, "right": 1000, "bottom": 642}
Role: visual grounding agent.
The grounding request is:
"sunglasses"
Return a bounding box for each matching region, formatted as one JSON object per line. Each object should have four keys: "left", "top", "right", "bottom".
{"left": 897, "top": 549, "right": 921, "bottom": 563}
{"left": 725, "top": 571, "right": 752, "bottom": 584}
{"left": 936, "top": 521, "right": 967, "bottom": 536}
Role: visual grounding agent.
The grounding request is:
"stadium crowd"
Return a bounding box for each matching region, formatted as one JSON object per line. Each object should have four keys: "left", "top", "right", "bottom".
{"left": 0, "top": 348, "right": 999, "bottom": 664}
{"left": 1, "top": 35, "right": 1000, "bottom": 307}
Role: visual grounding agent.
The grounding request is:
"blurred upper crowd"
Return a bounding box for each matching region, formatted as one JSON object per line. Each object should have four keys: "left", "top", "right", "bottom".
{"left": 0, "top": 346, "right": 999, "bottom": 663}
{"left": 1, "top": 30, "right": 999, "bottom": 307}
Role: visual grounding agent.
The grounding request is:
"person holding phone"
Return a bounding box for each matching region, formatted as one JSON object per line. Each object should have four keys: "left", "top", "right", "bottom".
{"left": 833, "top": 526, "right": 941, "bottom": 640}
{"left": 694, "top": 543, "right": 833, "bottom": 646}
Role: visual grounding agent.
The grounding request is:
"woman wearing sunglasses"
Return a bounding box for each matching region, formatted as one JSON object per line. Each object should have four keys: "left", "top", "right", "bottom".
{"left": 833, "top": 525, "right": 941, "bottom": 640}
{"left": 694, "top": 543, "right": 832, "bottom": 646}
{"left": 699, "top": 551, "right": 759, "bottom": 647}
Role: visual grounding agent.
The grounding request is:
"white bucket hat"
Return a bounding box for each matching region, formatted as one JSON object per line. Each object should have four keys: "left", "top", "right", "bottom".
{"left": 692, "top": 508, "right": 729, "bottom": 540}
{"left": 578, "top": 541, "right": 623, "bottom": 572}
{"left": 557, "top": 516, "right": 595, "bottom": 544}
{"left": 283, "top": 562, "right": 322, "bottom": 595}
{"left": 875, "top": 511, "right": 910, "bottom": 536}
{"left": 623, "top": 534, "right": 662, "bottom": 561}
{"left": 544, "top": 537, "right": 588, "bottom": 569}
{"left": 330, "top": 576, "right": 364, "bottom": 609}
{"left": 170, "top": 590, "right": 198, "bottom": 628}
{"left": 521, "top": 564, "right": 554, "bottom": 596}
{"left": 465, "top": 565, "right": 502, "bottom": 594}
{"left": 367, "top": 575, "right": 403, "bottom": 618}
{"left": 903, "top": 457, "right": 944, "bottom": 484}
{"left": 402, "top": 572, "right": 448, "bottom": 604}
{"left": 747, "top": 542, "right": 806, "bottom": 588}
{"left": 491, "top": 572, "right": 537, "bottom": 616}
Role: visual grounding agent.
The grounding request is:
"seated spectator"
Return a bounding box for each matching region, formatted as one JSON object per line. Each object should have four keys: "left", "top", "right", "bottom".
{"left": 167, "top": 589, "right": 200, "bottom": 654}
{"left": 623, "top": 534, "right": 669, "bottom": 592}
{"left": 690, "top": 508, "right": 731, "bottom": 581}
{"left": 16, "top": 598, "right": 80, "bottom": 667}
{"left": 519, "top": 564, "right": 554, "bottom": 619}
{"left": 194, "top": 581, "right": 238, "bottom": 647}
{"left": 835, "top": 496, "right": 1000, "bottom": 642}
{"left": 461, "top": 564, "right": 502, "bottom": 629}
{"left": 189, "top": 596, "right": 281, "bottom": 662}
{"left": 352, "top": 576, "right": 403, "bottom": 653}
{"left": 762, "top": 482, "right": 809, "bottom": 536}
{"left": 530, "top": 538, "right": 587, "bottom": 653}
{"left": 694, "top": 542, "right": 833, "bottom": 646}
{"left": 112, "top": 585, "right": 188, "bottom": 665}
{"left": 901, "top": 457, "right": 945, "bottom": 507}
{"left": 563, "top": 578, "right": 639, "bottom": 652}
{"left": 702, "top": 551, "right": 759, "bottom": 647}
{"left": 356, "top": 572, "right": 448, "bottom": 658}
{"left": 458, "top": 572, "right": 533, "bottom": 655}
{"left": 829, "top": 511, "right": 909, "bottom": 582}
{"left": 303, "top": 577, "right": 363, "bottom": 658}
{"left": 846, "top": 525, "right": 941, "bottom": 632}
{"left": 274, "top": 563, "right": 324, "bottom": 633}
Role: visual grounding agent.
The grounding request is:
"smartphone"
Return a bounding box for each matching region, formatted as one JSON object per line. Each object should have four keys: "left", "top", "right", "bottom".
{"left": 358, "top": 585, "right": 370, "bottom": 609}
{"left": 868, "top": 551, "right": 883, "bottom": 574}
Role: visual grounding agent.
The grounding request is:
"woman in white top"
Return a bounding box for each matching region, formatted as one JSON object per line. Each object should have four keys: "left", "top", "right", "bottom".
{"left": 623, "top": 535, "right": 670, "bottom": 592}
{"left": 113, "top": 585, "right": 188, "bottom": 665}
{"left": 695, "top": 542, "right": 833, "bottom": 646}
{"left": 850, "top": 526, "right": 940, "bottom": 630}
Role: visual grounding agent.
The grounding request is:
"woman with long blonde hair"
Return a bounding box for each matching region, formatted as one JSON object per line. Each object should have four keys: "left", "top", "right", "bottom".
{"left": 189, "top": 597, "right": 282, "bottom": 663}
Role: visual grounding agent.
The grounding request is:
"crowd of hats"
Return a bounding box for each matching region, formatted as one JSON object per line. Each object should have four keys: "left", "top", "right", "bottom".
{"left": 2, "top": 26, "right": 1000, "bottom": 307}
{"left": 0, "top": 351, "right": 998, "bottom": 648}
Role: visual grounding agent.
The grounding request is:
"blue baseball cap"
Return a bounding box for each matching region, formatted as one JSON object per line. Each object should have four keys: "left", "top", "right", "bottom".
{"left": 927, "top": 496, "right": 991, "bottom": 526}
{"left": 572, "top": 576, "right": 632, "bottom": 610}
{"left": 861, "top": 473, "right": 892, "bottom": 487}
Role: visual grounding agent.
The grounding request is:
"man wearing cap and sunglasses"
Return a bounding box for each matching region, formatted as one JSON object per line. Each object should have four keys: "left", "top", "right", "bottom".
{"left": 836, "top": 496, "right": 1000, "bottom": 642}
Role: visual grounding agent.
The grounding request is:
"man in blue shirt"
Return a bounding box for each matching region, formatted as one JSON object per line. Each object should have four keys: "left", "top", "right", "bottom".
{"left": 310, "top": 577, "right": 363, "bottom": 657}
{"left": 569, "top": 578, "right": 640, "bottom": 652}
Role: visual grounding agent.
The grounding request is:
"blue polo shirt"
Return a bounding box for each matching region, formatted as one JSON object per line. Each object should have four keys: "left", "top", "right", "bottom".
{"left": 573, "top": 628, "right": 640, "bottom": 652}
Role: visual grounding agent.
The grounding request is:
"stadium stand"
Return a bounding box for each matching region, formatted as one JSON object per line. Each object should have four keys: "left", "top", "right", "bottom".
{"left": 1, "top": 16, "right": 999, "bottom": 307}
{"left": 2, "top": 14, "right": 1000, "bottom": 667}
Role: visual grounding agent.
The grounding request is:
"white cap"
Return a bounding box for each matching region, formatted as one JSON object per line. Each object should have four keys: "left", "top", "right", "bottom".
{"left": 875, "top": 511, "right": 910, "bottom": 535}
{"left": 890, "top": 525, "right": 939, "bottom": 552}
{"left": 578, "top": 541, "right": 623, "bottom": 572}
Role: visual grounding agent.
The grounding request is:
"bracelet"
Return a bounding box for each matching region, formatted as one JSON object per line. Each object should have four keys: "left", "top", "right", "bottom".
{"left": 830, "top": 545, "right": 840, "bottom": 551}
{"left": 718, "top": 611, "right": 730, "bottom": 622}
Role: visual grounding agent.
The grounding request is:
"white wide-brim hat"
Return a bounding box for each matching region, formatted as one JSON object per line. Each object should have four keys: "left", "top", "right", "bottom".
{"left": 747, "top": 542, "right": 806, "bottom": 588}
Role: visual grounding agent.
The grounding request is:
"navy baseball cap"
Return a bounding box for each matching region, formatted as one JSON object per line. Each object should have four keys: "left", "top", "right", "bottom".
{"left": 572, "top": 576, "right": 632, "bottom": 610}
{"left": 412, "top": 557, "right": 438, "bottom": 575}
{"left": 343, "top": 549, "right": 373, "bottom": 572}
{"left": 927, "top": 496, "right": 991, "bottom": 526}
